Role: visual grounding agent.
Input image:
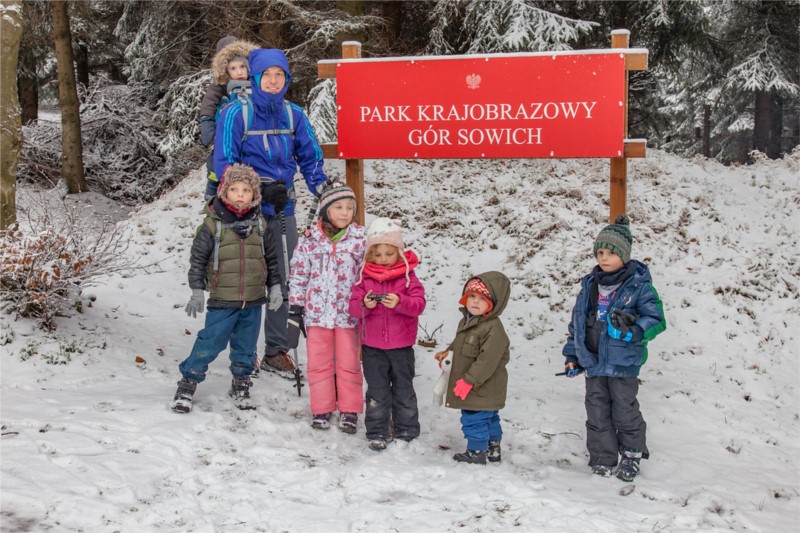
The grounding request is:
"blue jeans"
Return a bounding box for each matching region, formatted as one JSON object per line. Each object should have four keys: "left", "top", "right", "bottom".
{"left": 179, "top": 306, "right": 262, "bottom": 382}
{"left": 460, "top": 410, "right": 503, "bottom": 452}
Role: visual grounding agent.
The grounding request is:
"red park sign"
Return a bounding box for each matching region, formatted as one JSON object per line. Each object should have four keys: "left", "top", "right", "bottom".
{"left": 335, "top": 52, "right": 626, "bottom": 159}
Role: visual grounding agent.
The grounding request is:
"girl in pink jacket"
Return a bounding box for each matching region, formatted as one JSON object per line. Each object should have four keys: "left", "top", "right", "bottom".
{"left": 348, "top": 218, "right": 426, "bottom": 451}
{"left": 289, "top": 181, "right": 366, "bottom": 433}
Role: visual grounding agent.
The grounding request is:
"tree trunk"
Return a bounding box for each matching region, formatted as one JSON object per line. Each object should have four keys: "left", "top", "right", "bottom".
{"left": 380, "top": 1, "right": 403, "bottom": 46}
{"left": 1, "top": 0, "right": 24, "bottom": 230}
{"left": 336, "top": 0, "right": 366, "bottom": 44}
{"left": 75, "top": 41, "right": 89, "bottom": 95}
{"left": 769, "top": 95, "right": 782, "bottom": 159}
{"left": 51, "top": 0, "right": 87, "bottom": 193}
{"left": 702, "top": 104, "right": 711, "bottom": 158}
{"left": 17, "top": 46, "right": 38, "bottom": 125}
{"left": 260, "top": 5, "right": 285, "bottom": 49}
{"left": 752, "top": 90, "right": 772, "bottom": 157}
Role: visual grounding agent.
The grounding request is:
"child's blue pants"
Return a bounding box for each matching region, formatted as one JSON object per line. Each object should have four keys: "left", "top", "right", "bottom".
{"left": 179, "top": 306, "right": 261, "bottom": 382}
{"left": 460, "top": 409, "right": 502, "bottom": 452}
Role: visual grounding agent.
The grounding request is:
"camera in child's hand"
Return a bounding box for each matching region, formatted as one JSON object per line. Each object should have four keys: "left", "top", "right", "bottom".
{"left": 368, "top": 293, "right": 388, "bottom": 301}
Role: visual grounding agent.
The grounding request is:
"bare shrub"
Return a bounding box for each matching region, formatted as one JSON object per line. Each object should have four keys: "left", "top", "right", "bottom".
{"left": 0, "top": 192, "right": 152, "bottom": 330}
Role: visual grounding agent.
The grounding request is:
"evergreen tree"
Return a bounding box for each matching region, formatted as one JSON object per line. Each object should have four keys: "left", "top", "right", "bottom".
{"left": 713, "top": 0, "right": 799, "bottom": 160}
{"left": 426, "top": 0, "right": 595, "bottom": 55}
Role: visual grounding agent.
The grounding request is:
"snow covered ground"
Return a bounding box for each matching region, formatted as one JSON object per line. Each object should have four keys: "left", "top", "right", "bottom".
{"left": 2, "top": 149, "right": 799, "bottom": 532}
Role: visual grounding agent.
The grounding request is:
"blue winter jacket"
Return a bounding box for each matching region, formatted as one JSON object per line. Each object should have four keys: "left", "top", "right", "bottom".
{"left": 562, "top": 260, "right": 666, "bottom": 377}
{"left": 213, "top": 48, "right": 327, "bottom": 217}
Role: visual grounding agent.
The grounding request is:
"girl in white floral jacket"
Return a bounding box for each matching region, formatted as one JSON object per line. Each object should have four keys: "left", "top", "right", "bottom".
{"left": 289, "top": 181, "right": 366, "bottom": 432}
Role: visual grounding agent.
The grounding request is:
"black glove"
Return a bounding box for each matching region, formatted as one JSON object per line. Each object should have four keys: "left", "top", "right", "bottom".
{"left": 199, "top": 116, "right": 216, "bottom": 146}
{"left": 260, "top": 182, "right": 289, "bottom": 211}
{"left": 287, "top": 305, "right": 306, "bottom": 348}
{"left": 607, "top": 310, "right": 641, "bottom": 342}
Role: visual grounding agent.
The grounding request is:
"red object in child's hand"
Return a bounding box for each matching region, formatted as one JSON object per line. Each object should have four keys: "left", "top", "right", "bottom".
{"left": 453, "top": 379, "right": 473, "bottom": 400}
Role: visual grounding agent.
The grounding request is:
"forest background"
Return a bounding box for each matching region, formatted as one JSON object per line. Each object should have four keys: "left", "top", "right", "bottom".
{"left": 1, "top": 0, "right": 798, "bottom": 222}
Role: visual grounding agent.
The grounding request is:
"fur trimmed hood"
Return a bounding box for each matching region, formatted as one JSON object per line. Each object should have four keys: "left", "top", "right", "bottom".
{"left": 212, "top": 40, "right": 257, "bottom": 85}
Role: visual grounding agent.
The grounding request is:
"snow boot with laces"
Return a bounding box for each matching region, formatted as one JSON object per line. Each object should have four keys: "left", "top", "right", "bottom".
{"left": 171, "top": 378, "right": 197, "bottom": 413}
{"left": 453, "top": 449, "right": 487, "bottom": 465}
{"left": 615, "top": 448, "right": 642, "bottom": 482}
{"left": 228, "top": 377, "right": 255, "bottom": 410}
{"left": 259, "top": 351, "right": 301, "bottom": 380}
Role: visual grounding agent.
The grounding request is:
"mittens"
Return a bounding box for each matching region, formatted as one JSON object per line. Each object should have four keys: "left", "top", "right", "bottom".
{"left": 453, "top": 379, "right": 474, "bottom": 400}
{"left": 261, "top": 182, "right": 289, "bottom": 211}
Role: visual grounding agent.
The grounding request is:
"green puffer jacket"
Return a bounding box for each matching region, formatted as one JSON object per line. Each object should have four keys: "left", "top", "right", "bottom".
{"left": 188, "top": 202, "right": 281, "bottom": 308}
{"left": 445, "top": 271, "right": 511, "bottom": 411}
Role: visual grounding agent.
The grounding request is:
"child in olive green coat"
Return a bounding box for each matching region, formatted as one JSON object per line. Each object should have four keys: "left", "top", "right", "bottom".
{"left": 435, "top": 271, "right": 511, "bottom": 465}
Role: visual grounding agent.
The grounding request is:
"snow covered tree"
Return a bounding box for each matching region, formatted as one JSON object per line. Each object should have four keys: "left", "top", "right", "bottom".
{"left": 426, "top": 0, "right": 596, "bottom": 55}
{"left": 714, "top": 0, "right": 799, "bottom": 160}
{"left": 1, "top": 0, "right": 23, "bottom": 230}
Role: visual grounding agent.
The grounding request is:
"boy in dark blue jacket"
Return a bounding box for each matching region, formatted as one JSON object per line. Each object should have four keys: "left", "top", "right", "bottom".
{"left": 562, "top": 215, "right": 666, "bottom": 481}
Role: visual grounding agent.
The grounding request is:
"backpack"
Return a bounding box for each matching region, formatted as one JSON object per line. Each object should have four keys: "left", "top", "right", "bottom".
{"left": 217, "top": 80, "right": 295, "bottom": 146}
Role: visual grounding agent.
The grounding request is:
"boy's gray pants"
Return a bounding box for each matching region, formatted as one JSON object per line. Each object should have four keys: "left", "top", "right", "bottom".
{"left": 263, "top": 214, "right": 298, "bottom": 356}
{"left": 584, "top": 375, "right": 649, "bottom": 467}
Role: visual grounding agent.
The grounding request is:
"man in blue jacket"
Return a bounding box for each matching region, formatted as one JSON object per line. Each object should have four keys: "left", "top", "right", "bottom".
{"left": 215, "top": 48, "right": 328, "bottom": 378}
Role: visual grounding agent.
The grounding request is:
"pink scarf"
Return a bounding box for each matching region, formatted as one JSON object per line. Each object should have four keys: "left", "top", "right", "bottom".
{"left": 358, "top": 250, "right": 419, "bottom": 286}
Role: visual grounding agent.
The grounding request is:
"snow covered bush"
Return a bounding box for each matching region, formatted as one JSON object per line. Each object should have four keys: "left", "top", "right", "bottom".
{"left": 155, "top": 70, "right": 207, "bottom": 156}
{"left": 0, "top": 194, "right": 138, "bottom": 331}
{"left": 0, "top": 227, "right": 92, "bottom": 330}
{"left": 17, "top": 78, "right": 181, "bottom": 205}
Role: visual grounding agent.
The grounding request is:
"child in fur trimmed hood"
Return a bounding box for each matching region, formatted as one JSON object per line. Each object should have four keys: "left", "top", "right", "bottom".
{"left": 434, "top": 271, "right": 511, "bottom": 465}
{"left": 348, "top": 218, "right": 426, "bottom": 451}
{"left": 171, "top": 164, "right": 282, "bottom": 414}
{"left": 198, "top": 36, "right": 257, "bottom": 199}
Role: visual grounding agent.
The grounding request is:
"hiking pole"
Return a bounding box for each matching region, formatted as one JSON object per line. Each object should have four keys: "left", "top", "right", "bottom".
{"left": 279, "top": 210, "right": 304, "bottom": 397}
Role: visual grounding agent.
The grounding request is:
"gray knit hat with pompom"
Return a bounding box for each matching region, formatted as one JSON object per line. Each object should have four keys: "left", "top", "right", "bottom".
{"left": 593, "top": 214, "right": 633, "bottom": 263}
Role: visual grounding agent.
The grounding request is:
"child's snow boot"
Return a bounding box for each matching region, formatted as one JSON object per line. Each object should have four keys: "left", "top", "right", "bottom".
{"left": 311, "top": 412, "right": 332, "bottom": 430}
{"left": 228, "top": 377, "right": 255, "bottom": 410}
{"left": 368, "top": 438, "right": 389, "bottom": 451}
{"left": 453, "top": 449, "right": 487, "bottom": 465}
{"left": 338, "top": 412, "right": 358, "bottom": 434}
{"left": 591, "top": 464, "right": 615, "bottom": 477}
{"left": 615, "top": 448, "right": 642, "bottom": 482}
{"left": 171, "top": 378, "right": 197, "bottom": 413}
{"left": 488, "top": 440, "right": 502, "bottom": 463}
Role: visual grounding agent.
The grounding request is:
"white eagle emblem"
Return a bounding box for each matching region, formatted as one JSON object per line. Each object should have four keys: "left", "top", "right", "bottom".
{"left": 466, "top": 73, "right": 481, "bottom": 90}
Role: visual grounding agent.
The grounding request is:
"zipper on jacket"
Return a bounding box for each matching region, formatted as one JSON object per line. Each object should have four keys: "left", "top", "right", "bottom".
{"left": 239, "top": 239, "right": 245, "bottom": 300}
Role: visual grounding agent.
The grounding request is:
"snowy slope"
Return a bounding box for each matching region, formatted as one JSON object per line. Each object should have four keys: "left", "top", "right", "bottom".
{"left": 1, "top": 149, "right": 799, "bottom": 532}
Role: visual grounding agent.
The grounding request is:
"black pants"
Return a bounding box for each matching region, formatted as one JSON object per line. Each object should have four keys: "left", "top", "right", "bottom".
{"left": 584, "top": 376, "right": 649, "bottom": 467}
{"left": 362, "top": 345, "right": 420, "bottom": 441}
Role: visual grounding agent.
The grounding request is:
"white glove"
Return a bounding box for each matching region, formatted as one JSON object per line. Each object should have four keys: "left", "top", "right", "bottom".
{"left": 267, "top": 284, "right": 283, "bottom": 311}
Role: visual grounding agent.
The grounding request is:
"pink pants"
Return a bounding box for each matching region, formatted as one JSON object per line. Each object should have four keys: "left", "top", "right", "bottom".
{"left": 306, "top": 326, "right": 363, "bottom": 415}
